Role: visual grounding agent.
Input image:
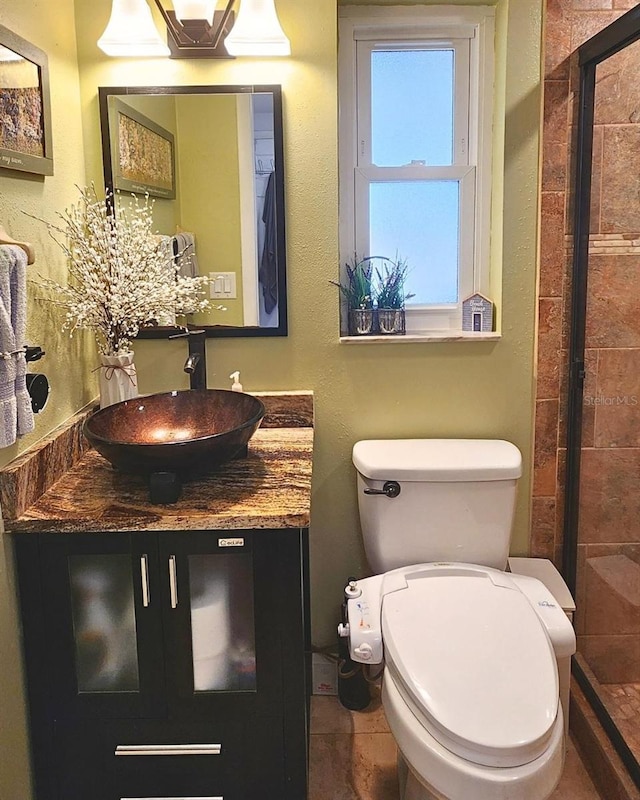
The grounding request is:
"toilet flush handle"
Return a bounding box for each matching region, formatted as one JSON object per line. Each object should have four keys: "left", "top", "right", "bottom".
{"left": 364, "top": 481, "right": 401, "bottom": 498}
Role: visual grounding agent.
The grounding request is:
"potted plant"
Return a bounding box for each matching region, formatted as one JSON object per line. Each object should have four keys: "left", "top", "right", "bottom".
{"left": 374, "top": 256, "right": 414, "bottom": 335}
{"left": 331, "top": 256, "right": 375, "bottom": 335}
{"left": 33, "top": 186, "right": 212, "bottom": 406}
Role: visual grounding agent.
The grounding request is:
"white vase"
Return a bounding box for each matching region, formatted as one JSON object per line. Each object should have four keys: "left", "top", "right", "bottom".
{"left": 99, "top": 351, "right": 138, "bottom": 408}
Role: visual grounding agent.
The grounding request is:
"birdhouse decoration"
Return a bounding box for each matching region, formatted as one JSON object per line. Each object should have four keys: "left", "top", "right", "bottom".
{"left": 462, "top": 292, "right": 494, "bottom": 332}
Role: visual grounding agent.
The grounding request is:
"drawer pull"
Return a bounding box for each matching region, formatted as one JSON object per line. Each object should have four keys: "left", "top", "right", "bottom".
{"left": 140, "top": 554, "right": 150, "bottom": 607}
{"left": 115, "top": 743, "right": 221, "bottom": 757}
{"left": 168, "top": 554, "right": 178, "bottom": 608}
{"left": 121, "top": 797, "right": 223, "bottom": 799}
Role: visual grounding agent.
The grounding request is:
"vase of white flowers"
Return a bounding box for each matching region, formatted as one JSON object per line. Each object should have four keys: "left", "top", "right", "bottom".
{"left": 98, "top": 351, "right": 138, "bottom": 408}
{"left": 35, "top": 186, "right": 211, "bottom": 407}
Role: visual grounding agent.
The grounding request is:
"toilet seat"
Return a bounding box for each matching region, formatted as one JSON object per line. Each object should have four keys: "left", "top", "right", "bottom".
{"left": 381, "top": 564, "right": 559, "bottom": 768}
{"left": 383, "top": 665, "right": 565, "bottom": 800}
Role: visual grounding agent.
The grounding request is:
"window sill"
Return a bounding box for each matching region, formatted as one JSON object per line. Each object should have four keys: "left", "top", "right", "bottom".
{"left": 339, "top": 331, "right": 501, "bottom": 344}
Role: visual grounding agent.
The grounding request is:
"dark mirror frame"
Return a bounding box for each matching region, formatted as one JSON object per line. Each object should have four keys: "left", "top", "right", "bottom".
{"left": 98, "top": 84, "right": 288, "bottom": 339}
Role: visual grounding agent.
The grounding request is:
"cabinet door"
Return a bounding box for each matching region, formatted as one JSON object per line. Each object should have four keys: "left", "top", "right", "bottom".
{"left": 39, "top": 533, "right": 166, "bottom": 719}
{"left": 158, "top": 531, "right": 283, "bottom": 718}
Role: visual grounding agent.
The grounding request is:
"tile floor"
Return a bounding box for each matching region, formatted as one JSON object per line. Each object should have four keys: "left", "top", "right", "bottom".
{"left": 309, "top": 692, "right": 603, "bottom": 799}
{"left": 601, "top": 682, "right": 640, "bottom": 763}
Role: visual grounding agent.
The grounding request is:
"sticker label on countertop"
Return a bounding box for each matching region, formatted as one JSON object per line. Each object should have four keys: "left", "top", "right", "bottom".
{"left": 219, "top": 537, "right": 245, "bottom": 547}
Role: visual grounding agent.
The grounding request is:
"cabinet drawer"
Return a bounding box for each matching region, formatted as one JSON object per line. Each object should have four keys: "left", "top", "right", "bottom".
{"left": 53, "top": 719, "right": 242, "bottom": 800}
{"left": 53, "top": 717, "right": 287, "bottom": 800}
{"left": 105, "top": 720, "right": 242, "bottom": 800}
{"left": 109, "top": 718, "right": 286, "bottom": 800}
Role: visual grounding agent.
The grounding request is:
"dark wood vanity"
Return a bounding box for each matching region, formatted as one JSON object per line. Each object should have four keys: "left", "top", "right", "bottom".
{"left": 1, "top": 394, "right": 313, "bottom": 800}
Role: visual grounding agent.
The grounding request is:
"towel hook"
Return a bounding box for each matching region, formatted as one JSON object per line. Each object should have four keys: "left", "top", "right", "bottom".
{"left": 0, "top": 225, "right": 35, "bottom": 265}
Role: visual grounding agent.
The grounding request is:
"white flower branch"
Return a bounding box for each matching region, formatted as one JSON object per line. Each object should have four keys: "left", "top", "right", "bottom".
{"left": 27, "top": 186, "right": 218, "bottom": 356}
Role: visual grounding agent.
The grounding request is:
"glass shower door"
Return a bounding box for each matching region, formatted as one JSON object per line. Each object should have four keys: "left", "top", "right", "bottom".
{"left": 565, "top": 14, "right": 640, "bottom": 786}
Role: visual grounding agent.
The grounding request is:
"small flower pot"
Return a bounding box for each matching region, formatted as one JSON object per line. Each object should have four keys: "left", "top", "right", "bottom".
{"left": 377, "top": 308, "right": 406, "bottom": 335}
{"left": 348, "top": 308, "right": 375, "bottom": 335}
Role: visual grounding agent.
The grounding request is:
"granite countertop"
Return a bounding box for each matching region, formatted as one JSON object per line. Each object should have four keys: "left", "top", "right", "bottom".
{"left": 0, "top": 392, "right": 313, "bottom": 534}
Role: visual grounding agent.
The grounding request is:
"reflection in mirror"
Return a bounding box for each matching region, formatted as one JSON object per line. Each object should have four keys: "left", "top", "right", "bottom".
{"left": 98, "top": 85, "right": 287, "bottom": 338}
{"left": 0, "top": 23, "right": 53, "bottom": 176}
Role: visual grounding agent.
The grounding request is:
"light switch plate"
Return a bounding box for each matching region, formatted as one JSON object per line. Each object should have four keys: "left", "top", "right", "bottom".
{"left": 209, "top": 271, "right": 237, "bottom": 299}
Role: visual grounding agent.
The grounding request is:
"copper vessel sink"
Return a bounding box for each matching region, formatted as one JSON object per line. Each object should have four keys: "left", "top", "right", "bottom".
{"left": 83, "top": 389, "right": 265, "bottom": 475}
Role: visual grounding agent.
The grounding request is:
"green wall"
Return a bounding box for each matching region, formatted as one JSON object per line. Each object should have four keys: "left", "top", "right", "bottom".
{"left": 0, "top": 3, "right": 92, "bottom": 797}
{"left": 75, "top": 0, "right": 542, "bottom": 645}
{"left": 0, "top": 5, "right": 96, "bottom": 463}
{"left": 0, "top": 1, "right": 542, "bottom": 795}
{"left": 176, "top": 94, "right": 244, "bottom": 327}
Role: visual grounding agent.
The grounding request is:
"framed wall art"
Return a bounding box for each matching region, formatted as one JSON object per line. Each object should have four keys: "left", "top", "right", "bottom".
{"left": 107, "top": 96, "right": 176, "bottom": 199}
{"left": 0, "top": 24, "right": 53, "bottom": 176}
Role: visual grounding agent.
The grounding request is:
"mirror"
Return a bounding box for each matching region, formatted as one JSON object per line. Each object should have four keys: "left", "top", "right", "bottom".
{"left": 98, "top": 85, "right": 287, "bottom": 338}
{"left": 0, "top": 24, "right": 53, "bottom": 176}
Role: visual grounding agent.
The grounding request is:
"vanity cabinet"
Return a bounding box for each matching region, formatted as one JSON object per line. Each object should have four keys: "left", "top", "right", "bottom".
{"left": 14, "top": 528, "right": 310, "bottom": 800}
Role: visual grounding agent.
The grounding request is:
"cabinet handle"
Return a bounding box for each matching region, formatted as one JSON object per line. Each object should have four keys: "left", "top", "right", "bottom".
{"left": 121, "top": 797, "right": 222, "bottom": 800}
{"left": 168, "top": 555, "right": 178, "bottom": 608}
{"left": 115, "top": 743, "right": 221, "bottom": 756}
{"left": 140, "top": 554, "right": 150, "bottom": 608}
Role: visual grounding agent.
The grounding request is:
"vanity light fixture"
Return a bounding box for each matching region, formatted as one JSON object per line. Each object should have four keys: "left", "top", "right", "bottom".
{"left": 98, "top": 0, "right": 171, "bottom": 57}
{"left": 151, "top": 0, "right": 236, "bottom": 58}
{"left": 224, "top": 0, "right": 290, "bottom": 57}
{"left": 98, "top": 0, "right": 290, "bottom": 59}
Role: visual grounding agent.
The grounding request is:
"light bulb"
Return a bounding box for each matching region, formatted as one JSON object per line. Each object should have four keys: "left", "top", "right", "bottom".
{"left": 98, "top": 0, "right": 170, "bottom": 57}
{"left": 172, "top": 0, "right": 216, "bottom": 24}
{"left": 225, "top": 0, "right": 290, "bottom": 57}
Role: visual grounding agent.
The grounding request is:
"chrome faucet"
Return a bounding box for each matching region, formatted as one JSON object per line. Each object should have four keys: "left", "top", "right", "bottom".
{"left": 170, "top": 329, "right": 207, "bottom": 391}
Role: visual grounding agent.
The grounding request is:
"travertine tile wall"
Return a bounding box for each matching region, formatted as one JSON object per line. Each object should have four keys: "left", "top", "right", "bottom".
{"left": 535, "top": 0, "right": 640, "bottom": 686}
{"left": 533, "top": 0, "right": 635, "bottom": 562}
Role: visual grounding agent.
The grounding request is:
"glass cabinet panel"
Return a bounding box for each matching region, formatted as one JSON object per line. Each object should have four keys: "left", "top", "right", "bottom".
{"left": 69, "top": 554, "right": 140, "bottom": 692}
{"left": 188, "top": 554, "right": 256, "bottom": 692}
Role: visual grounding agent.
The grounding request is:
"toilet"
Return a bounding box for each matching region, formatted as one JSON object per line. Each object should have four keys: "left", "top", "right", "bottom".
{"left": 340, "top": 439, "right": 576, "bottom": 800}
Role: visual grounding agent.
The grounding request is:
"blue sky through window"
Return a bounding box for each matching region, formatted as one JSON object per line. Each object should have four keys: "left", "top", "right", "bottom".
{"left": 369, "top": 49, "right": 458, "bottom": 304}
{"left": 370, "top": 181, "right": 459, "bottom": 304}
{"left": 371, "top": 49, "right": 454, "bottom": 167}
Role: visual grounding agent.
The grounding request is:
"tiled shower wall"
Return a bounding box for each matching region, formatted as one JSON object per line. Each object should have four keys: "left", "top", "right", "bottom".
{"left": 532, "top": 0, "right": 635, "bottom": 564}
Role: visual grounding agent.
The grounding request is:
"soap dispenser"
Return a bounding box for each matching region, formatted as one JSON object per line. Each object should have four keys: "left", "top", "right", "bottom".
{"left": 230, "top": 371, "right": 243, "bottom": 392}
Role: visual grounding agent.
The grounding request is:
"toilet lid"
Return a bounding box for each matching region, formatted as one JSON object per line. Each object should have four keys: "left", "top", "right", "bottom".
{"left": 381, "top": 566, "right": 559, "bottom": 768}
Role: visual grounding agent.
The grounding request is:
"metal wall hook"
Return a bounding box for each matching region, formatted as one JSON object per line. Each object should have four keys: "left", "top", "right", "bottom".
{"left": 25, "top": 345, "right": 45, "bottom": 362}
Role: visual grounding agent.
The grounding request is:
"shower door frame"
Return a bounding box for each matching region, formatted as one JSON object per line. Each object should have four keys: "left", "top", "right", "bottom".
{"left": 563, "top": 4, "right": 640, "bottom": 788}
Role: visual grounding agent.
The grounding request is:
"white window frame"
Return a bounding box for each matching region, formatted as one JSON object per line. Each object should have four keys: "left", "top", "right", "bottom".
{"left": 338, "top": 5, "right": 495, "bottom": 334}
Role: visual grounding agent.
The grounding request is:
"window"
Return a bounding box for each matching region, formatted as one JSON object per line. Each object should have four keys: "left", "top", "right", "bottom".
{"left": 338, "top": 6, "right": 496, "bottom": 334}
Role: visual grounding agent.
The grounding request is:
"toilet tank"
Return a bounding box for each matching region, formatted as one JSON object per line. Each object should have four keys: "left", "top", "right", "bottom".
{"left": 352, "top": 439, "right": 522, "bottom": 574}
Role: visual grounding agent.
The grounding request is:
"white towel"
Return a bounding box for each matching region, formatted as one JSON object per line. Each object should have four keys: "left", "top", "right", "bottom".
{"left": 154, "top": 236, "right": 177, "bottom": 327}
{"left": 0, "top": 245, "right": 34, "bottom": 447}
{"left": 173, "top": 233, "right": 199, "bottom": 278}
